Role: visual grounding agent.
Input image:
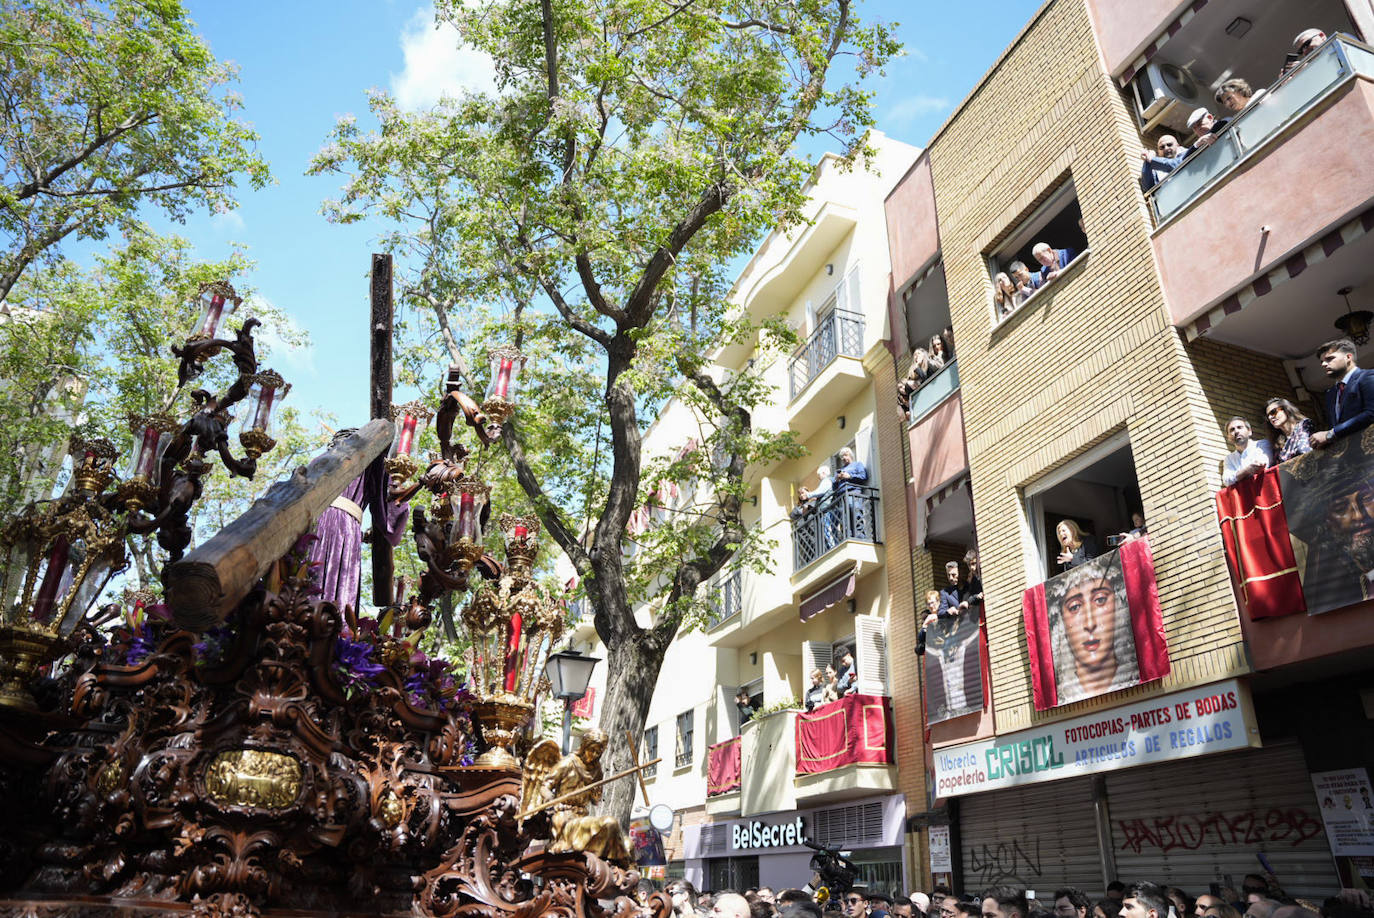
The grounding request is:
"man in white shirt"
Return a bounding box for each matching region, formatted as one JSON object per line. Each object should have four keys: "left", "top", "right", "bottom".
{"left": 1222, "top": 416, "right": 1273, "bottom": 486}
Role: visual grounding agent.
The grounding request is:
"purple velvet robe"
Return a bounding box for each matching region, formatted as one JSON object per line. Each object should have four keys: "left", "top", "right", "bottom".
{"left": 308, "top": 458, "right": 408, "bottom": 613}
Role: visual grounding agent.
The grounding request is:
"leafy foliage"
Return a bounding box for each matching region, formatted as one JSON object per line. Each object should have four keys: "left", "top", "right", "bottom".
{"left": 312, "top": 0, "right": 896, "bottom": 821}
{"left": 0, "top": 0, "right": 270, "bottom": 299}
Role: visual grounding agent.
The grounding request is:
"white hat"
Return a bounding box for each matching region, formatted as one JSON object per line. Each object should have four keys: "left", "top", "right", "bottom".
{"left": 1294, "top": 28, "right": 1325, "bottom": 51}
{"left": 911, "top": 894, "right": 931, "bottom": 913}
{"left": 1186, "top": 107, "right": 1211, "bottom": 130}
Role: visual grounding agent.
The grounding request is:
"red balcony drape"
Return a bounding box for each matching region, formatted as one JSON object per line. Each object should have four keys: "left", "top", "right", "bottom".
{"left": 1216, "top": 466, "right": 1306, "bottom": 619}
{"left": 795, "top": 693, "right": 893, "bottom": 775}
{"left": 707, "top": 736, "right": 741, "bottom": 795}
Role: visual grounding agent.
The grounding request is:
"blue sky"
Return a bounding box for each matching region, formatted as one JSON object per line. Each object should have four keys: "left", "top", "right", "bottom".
{"left": 154, "top": 0, "right": 1040, "bottom": 430}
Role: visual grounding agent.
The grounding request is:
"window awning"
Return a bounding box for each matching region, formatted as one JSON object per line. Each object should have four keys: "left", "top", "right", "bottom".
{"left": 1183, "top": 206, "right": 1374, "bottom": 341}
{"left": 799, "top": 566, "right": 857, "bottom": 622}
{"left": 916, "top": 473, "right": 971, "bottom": 547}
{"left": 1118, "top": 0, "right": 1215, "bottom": 86}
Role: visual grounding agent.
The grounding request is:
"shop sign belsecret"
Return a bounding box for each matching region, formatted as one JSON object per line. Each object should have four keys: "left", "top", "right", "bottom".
{"left": 733, "top": 816, "right": 807, "bottom": 850}
{"left": 934, "top": 679, "right": 1258, "bottom": 797}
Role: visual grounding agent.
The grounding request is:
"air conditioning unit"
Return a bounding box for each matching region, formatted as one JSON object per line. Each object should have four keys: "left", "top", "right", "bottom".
{"left": 1131, "top": 60, "right": 1204, "bottom": 132}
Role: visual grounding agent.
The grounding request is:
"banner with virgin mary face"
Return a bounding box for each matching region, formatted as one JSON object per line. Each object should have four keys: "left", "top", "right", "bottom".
{"left": 1022, "top": 538, "right": 1170, "bottom": 710}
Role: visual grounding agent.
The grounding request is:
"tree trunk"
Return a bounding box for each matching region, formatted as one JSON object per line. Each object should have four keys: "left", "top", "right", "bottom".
{"left": 596, "top": 629, "right": 669, "bottom": 826}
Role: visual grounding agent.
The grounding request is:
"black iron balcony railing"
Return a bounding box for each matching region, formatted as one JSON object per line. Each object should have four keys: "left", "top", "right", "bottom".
{"left": 707, "top": 570, "right": 743, "bottom": 628}
{"left": 789, "top": 308, "right": 864, "bottom": 401}
{"left": 792, "top": 485, "right": 880, "bottom": 571}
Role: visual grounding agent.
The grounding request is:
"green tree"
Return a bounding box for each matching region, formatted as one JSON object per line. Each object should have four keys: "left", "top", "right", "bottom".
{"left": 313, "top": 0, "right": 895, "bottom": 821}
{"left": 0, "top": 227, "right": 320, "bottom": 588}
{"left": 0, "top": 0, "right": 271, "bottom": 299}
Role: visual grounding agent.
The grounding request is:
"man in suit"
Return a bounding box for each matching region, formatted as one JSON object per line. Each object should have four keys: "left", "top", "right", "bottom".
{"left": 1311, "top": 338, "right": 1374, "bottom": 448}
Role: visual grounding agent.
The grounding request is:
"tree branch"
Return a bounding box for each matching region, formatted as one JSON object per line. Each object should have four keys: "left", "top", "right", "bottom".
{"left": 500, "top": 420, "right": 590, "bottom": 577}
{"left": 623, "top": 181, "right": 728, "bottom": 327}
{"left": 12, "top": 110, "right": 159, "bottom": 201}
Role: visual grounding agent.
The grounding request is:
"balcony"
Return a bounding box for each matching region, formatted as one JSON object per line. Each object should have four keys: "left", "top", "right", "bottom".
{"left": 792, "top": 486, "right": 880, "bottom": 572}
{"left": 786, "top": 309, "right": 866, "bottom": 441}
{"left": 706, "top": 735, "right": 742, "bottom": 810}
{"left": 794, "top": 693, "right": 896, "bottom": 804}
{"left": 1151, "top": 35, "right": 1374, "bottom": 351}
{"left": 706, "top": 570, "right": 742, "bottom": 629}
{"left": 1150, "top": 36, "right": 1374, "bottom": 222}
{"left": 906, "top": 359, "right": 959, "bottom": 427}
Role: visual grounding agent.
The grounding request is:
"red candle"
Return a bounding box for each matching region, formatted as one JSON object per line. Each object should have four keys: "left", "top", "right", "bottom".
{"left": 503, "top": 611, "right": 523, "bottom": 692}
{"left": 398, "top": 415, "right": 418, "bottom": 455}
{"left": 457, "top": 492, "right": 477, "bottom": 541}
{"left": 201, "top": 294, "right": 225, "bottom": 338}
{"left": 493, "top": 358, "right": 513, "bottom": 398}
{"left": 32, "top": 537, "right": 70, "bottom": 623}
{"left": 136, "top": 426, "right": 160, "bottom": 478}
{"left": 252, "top": 387, "right": 275, "bottom": 430}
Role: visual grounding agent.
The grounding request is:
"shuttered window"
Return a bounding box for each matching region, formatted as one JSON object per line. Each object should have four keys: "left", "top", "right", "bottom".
{"left": 854, "top": 615, "right": 889, "bottom": 696}
{"left": 813, "top": 800, "right": 887, "bottom": 848}
{"left": 958, "top": 776, "right": 1103, "bottom": 895}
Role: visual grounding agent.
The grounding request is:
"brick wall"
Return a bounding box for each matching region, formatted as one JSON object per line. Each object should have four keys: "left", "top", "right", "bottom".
{"left": 919, "top": 0, "right": 1254, "bottom": 734}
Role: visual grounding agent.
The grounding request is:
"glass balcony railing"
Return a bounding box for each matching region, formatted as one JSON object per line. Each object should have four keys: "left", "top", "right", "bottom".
{"left": 1150, "top": 34, "right": 1374, "bottom": 221}
{"left": 791, "top": 486, "right": 880, "bottom": 572}
{"left": 789, "top": 308, "right": 865, "bottom": 401}
{"left": 907, "top": 359, "right": 960, "bottom": 427}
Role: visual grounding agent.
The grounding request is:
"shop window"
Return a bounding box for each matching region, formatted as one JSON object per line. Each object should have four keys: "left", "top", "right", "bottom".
{"left": 1023, "top": 433, "right": 1144, "bottom": 581}
{"left": 707, "top": 856, "right": 758, "bottom": 891}
{"left": 643, "top": 726, "right": 658, "bottom": 780}
{"left": 675, "top": 709, "right": 694, "bottom": 768}
{"left": 986, "top": 178, "right": 1089, "bottom": 323}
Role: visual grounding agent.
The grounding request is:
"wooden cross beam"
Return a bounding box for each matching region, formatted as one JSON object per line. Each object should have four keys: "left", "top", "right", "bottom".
{"left": 625, "top": 729, "right": 652, "bottom": 807}
{"left": 370, "top": 253, "right": 395, "bottom": 606}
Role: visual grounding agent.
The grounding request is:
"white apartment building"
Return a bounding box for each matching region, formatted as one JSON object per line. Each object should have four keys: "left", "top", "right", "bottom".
{"left": 561, "top": 132, "right": 922, "bottom": 895}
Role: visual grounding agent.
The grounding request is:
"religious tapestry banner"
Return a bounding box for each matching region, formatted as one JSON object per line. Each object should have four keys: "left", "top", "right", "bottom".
{"left": 924, "top": 609, "right": 984, "bottom": 725}
{"left": 1275, "top": 434, "right": 1374, "bottom": 615}
{"left": 1022, "top": 538, "right": 1170, "bottom": 711}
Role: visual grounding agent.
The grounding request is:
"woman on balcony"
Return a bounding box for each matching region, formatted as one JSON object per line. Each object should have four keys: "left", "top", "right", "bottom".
{"left": 1265, "top": 397, "right": 1314, "bottom": 462}
{"left": 1056, "top": 519, "right": 1101, "bottom": 571}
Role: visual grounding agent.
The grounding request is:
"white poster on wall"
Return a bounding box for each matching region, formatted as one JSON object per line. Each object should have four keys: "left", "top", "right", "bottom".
{"left": 928, "top": 824, "right": 952, "bottom": 874}
{"left": 1312, "top": 769, "right": 1374, "bottom": 856}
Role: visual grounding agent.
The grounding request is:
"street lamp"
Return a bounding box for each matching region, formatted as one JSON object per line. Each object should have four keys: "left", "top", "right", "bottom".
{"left": 545, "top": 648, "right": 601, "bottom": 753}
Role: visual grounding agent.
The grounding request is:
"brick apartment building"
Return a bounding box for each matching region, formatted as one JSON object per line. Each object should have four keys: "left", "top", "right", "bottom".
{"left": 886, "top": 0, "right": 1374, "bottom": 896}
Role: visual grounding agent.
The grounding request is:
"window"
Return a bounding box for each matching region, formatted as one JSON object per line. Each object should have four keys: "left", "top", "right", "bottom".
{"left": 986, "top": 178, "right": 1089, "bottom": 322}
{"left": 1024, "top": 433, "right": 1143, "bottom": 581}
{"left": 737, "top": 677, "right": 763, "bottom": 731}
{"left": 675, "top": 710, "right": 694, "bottom": 768}
{"left": 643, "top": 726, "right": 658, "bottom": 779}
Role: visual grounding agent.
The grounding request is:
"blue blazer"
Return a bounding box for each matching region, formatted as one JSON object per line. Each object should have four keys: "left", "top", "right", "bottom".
{"left": 1326, "top": 367, "right": 1374, "bottom": 440}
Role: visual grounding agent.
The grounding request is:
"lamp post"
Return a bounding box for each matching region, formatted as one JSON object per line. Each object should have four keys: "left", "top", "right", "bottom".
{"left": 544, "top": 648, "right": 601, "bottom": 753}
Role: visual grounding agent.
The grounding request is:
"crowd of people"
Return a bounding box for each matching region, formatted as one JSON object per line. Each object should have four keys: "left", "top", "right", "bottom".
{"left": 1139, "top": 29, "right": 1330, "bottom": 195}
{"left": 802, "top": 645, "right": 858, "bottom": 712}
{"left": 992, "top": 242, "right": 1080, "bottom": 319}
{"left": 915, "top": 550, "right": 983, "bottom": 656}
{"left": 657, "top": 876, "right": 1373, "bottom": 918}
{"left": 1222, "top": 339, "right": 1373, "bottom": 488}
{"left": 897, "top": 327, "right": 956, "bottom": 419}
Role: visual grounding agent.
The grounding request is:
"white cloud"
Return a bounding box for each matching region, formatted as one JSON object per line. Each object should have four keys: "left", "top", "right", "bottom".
{"left": 210, "top": 209, "right": 246, "bottom": 234}
{"left": 390, "top": 6, "right": 496, "bottom": 110}
{"left": 244, "top": 295, "right": 318, "bottom": 379}
{"left": 886, "top": 94, "right": 950, "bottom": 126}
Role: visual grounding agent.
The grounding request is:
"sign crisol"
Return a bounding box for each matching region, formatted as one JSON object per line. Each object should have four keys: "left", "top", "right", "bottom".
{"left": 933, "top": 679, "right": 1258, "bottom": 798}
{"left": 731, "top": 816, "right": 807, "bottom": 850}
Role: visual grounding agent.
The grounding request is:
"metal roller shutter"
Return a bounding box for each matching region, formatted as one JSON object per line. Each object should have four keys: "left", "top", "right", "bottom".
{"left": 959, "top": 776, "right": 1103, "bottom": 896}
{"left": 1105, "top": 743, "right": 1338, "bottom": 898}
